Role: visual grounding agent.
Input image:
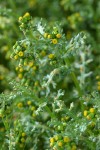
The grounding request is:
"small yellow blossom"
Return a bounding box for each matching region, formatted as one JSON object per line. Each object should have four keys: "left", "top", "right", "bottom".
{"left": 66, "top": 116, "right": 70, "bottom": 120}
{"left": 97, "top": 81, "right": 100, "bottom": 86}
{"left": 29, "top": 61, "right": 34, "bottom": 67}
{"left": 18, "top": 73, "right": 23, "bottom": 79}
{"left": 89, "top": 108, "right": 95, "bottom": 113}
{"left": 34, "top": 81, "right": 39, "bottom": 86}
{"left": 18, "top": 16, "right": 23, "bottom": 22}
{"left": 40, "top": 51, "right": 46, "bottom": 57}
{"left": 30, "top": 106, "right": 35, "bottom": 111}
{"left": 86, "top": 115, "right": 91, "bottom": 120}
{"left": 97, "top": 86, "right": 100, "bottom": 91}
{"left": 56, "top": 33, "right": 61, "bottom": 38}
{"left": 71, "top": 145, "right": 77, "bottom": 150}
{"left": 50, "top": 137, "right": 54, "bottom": 143}
{"left": 83, "top": 110, "right": 88, "bottom": 117}
{"left": 22, "top": 132, "right": 26, "bottom": 137}
{"left": 54, "top": 135, "right": 59, "bottom": 141}
{"left": 58, "top": 141, "right": 63, "bottom": 147}
{"left": 47, "top": 34, "right": 51, "bottom": 39}
{"left": 50, "top": 142, "right": 53, "bottom": 147}
{"left": 15, "top": 67, "right": 19, "bottom": 71}
{"left": 63, "top": 136, "right": 70, "bottom": 143}
{"left": 17, "top": 102, "right": 23, "bottom": 108}
{"left": 48, "top": 54, "right": 55, "bottom": 59}
{"left": 33, "top": 66, "right": 37, "bottom": 71}
{"left": 96, "top": 76, "right": 100, "bottom": 80}
{"left": 23, "top": 12, "right": 30, "bottom": 18}
{"left": 3, "top": 46, "right": 9, "bottom": 51}
{"left": 27, "top": 100, "right": 32, "bottom": 105}
{"left": 24, "top": 61, "right": 28, "bottom": 66}
{"left": 18, "top": 51, "right": 24, "bottom": 57}
{"left": 61, "top": 117, "right": 65, "bottom": 121}
{"left": 44, "top": 33, "right": 48, "bottom": 38}
{"left": 52, "top": 39, "right": 58, "bottom": 44}
{"left": 14, "top": 55, "right": 18, "bottom": 60}
{"left": 22, "top": 43, "right": 27, "bottom": 48}
{"left": 19, "top": 68, "right": 24, "bottom": 72}
{"left": 0, "top": 75, "right": 4, "bottom": 80}
{"left": 32, "top": 113, "right": 36, "bottom": 118}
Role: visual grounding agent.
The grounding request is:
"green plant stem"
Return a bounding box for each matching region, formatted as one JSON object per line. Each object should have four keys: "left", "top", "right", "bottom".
{"left": 65, "top": 58, "right": 82, "bottom": 97}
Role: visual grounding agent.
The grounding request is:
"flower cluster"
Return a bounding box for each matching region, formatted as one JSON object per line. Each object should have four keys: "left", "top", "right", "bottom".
{"left": 18, "top": 12, "right": 31, "bottom": 32}
{"left": 96, "top": 76, "right": 100, "bottom": 91}
{"left": 50, "top": 135, "right": 77, "bottom": 150}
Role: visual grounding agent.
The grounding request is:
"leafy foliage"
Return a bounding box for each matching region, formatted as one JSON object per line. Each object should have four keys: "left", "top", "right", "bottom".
{"left": 0, "top": 1, "right": 100, "bottom": 150}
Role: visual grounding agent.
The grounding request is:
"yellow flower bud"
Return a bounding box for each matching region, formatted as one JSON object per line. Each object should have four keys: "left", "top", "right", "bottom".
{"left": 52, "top": 39, "right": 58, "bottom": 44}
{"left": 14, "top": 55, "right": 18, "bottom": 60}
{"left": 58, "top": 141, "right": 63, "bottom": 147}
{"left": 29, "top": 61, "right": 34, "bottom": 67}
{"left": 32, "top": 113, "right": 36, "bottom": 118}
{"left": 40, "top": 51, "right": 46, "bottom": 57}
{"left": 48, "top": 54, "right": 55, "bottom": 59}
{"left": 44, "top": 33, "right": 48, "bottom": 38}
{"left": 34, "top": 81, "right": 39, "bottom": 86}
{"left": 89, "top": 108, "right": 95, "bottom": 113}
{"left": 18, "top": 73, "right": 23, "bottom": 79}
{"left": 63, "top": 136, "right": 70, "bottom": 143}
{"left": 97, "top": 81, "right": 100, "bottom": 86}
{"left": 33, "top": 66, "right": 37, "bottom": 71}
{"left": 19, "top": 68, "right": 24, "bottom": 72}
{"left": 30, "top": 106, "right": 35, "bottom": 111}
{"left": 83, "top": 110, "right": 88, "bottom": 117}
{"left": 86, "top": 115, "right": 91, "bottom": 120}
{"left": 0, "top": 75, "right": 4, "bottom": 80}
{"left": 22, "top": 132, "right": 26, "bottom": 137}
{"left": 18, "top": 16, "right": 23, "bottom": 22}
{"left": 56, "top": 33, "right": 61, "bottom": 38}
{"left": 17, "top": 102, "right": 23, "bottom": 108}
{"left": 50, "top": 137, "right": 54, "bottom": 143}
{"left": 18, "top": 51, "right": 24, "bottom": 57}
{"left": 15, "top": 67, "right": 19, "bottom": 71}
{"left": 54, "top": 135, "right": 59, "bottom": 141}
{"left": 47, "top": 34, "right": 51, "bottom": 39}
{"left": 97, "top": 86, "right": 100, "bottom": 91}
{"left": 23, "top": 12, "right": 30, "bottom": 18}
{"left": 27, "top": 101, "right": 32, "bottom": 105}
{"left": 96, "top": 76, "right": 100, "bottom": 80}
{"left": 71, "top": 145, "right": 77, "bottom": 150}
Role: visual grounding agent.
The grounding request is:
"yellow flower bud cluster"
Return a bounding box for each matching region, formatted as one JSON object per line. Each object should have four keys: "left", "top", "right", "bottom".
{"left": 18, "top": 12, "right": 31, "bottom": 31}
{"left": 26, "top": 100, "right": 36, "bottom": 118}
{"left": 13, "top": 41, "right": 38, "bottom": 82}
{"left": 43, "top": 31, "right": 62, "bottom": 45}
{"left": 83, "top": 107, "right": 96, "bottom": 120}
{"left": 50, "top": 135, "right": 77, "bottom": 149}
{"left": 17, "top": 102, "right": 23, "bottom": 108}
{"left": 13, "top": 44, "right": 25, "bottom": 66}
{"left": 96, "top": 75, "right": 100, "bottom": 91}
{"left": 18, "top": 12, "right": 30, "bottom": 23}
{"left": 67, "top": 13, "right": 83, "bottom": 29}
{"left": 61, "top": 116, "right": 70, "bottom": 121}
{"left": 18, "top": 132, "right": 26, "bottom": 148}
